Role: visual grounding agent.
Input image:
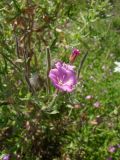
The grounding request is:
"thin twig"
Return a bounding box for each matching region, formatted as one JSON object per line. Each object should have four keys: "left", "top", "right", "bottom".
{"left": 24, "top": 47, "right": 35, "bottom": 94}
{"left": 44, "top": 90, "right": 59, "bottom": 112}
{"left": 12, "top": 0, "right": 21, "bottom": 13}
{"left": 14, "top": 31, "right": 20, "bottom": 58}
{"left": 0, "top": 100, "right": 14, "bottom": 106}
{"left": 0, "top": 52, "right": 21, "bottom": 72}
{"left": 46, "top": 47, "right": 51, "bottom": 94}
{"left": 48, "top": 92, "right": 58, "bottom": 108}
{"left": 77, "top": 52, "right": 89, "bottom": 79}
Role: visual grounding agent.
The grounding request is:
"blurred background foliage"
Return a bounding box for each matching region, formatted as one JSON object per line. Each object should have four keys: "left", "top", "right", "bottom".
{"left": 0, "top": 0, "right": 120, "bottom": 159}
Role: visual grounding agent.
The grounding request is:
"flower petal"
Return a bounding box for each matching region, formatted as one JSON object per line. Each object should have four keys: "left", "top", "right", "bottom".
{"left": 49, "top": 61, "right": 77, "bottom": 92}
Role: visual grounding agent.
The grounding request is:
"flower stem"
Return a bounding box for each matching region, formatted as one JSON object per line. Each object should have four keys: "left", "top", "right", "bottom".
{"left": 77, "top": 52, "right": 88, "bottom": 79}
{"left": 48, "top": 89, "right": 58, "bottom": 108}
{"left": 46, "top": 47, "right": 51, "bottom": 94}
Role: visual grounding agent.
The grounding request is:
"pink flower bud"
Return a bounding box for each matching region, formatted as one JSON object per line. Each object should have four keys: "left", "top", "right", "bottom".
{"left": 85, "top": 95, "right": 93, "bottom": 100}
{"left": 93, "top": 101, "right": 100, "bottom": 108}
{"left": 69, "top": 48, "right": 80, "bottom": 63}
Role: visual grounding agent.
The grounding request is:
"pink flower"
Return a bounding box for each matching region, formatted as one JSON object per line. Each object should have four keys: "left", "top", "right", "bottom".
{"left": 49, "top": 62, "right": 77, "bottom": 92}
{"left": 3, "top": 155, "right": 10, "bottom": 160}
{"left": 107, "top": 157, "right": 112, "bottom": 160}
{"left": 55, "top": 61, "right": 75, "bottom": 71}
{"left": 85, "top": 95, "right": 93, "bottom": 100}
{"left": 117, "top": 144, "right": 120, "bottom": 148}
{"left": 69, "top": 48, "right": 80, "bottom": 63}
{"left": 108, "top": 146, "right": 116, "bottom": 153}
{"left": 93, "top": 101, "right": 100, "bottom": 108}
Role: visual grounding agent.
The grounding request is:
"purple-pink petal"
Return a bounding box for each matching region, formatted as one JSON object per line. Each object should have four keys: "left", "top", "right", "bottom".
{"left": 62, "top": 63, "right": 75, "bottom": 71}
{"left": 3, "top": 155, "right": 10, "bottom": 160}
{"left": 93, "top": 101, "right": 100, "bottom": 108}
{"left": 108, "top": 146, "right": 116, "bottom": 153}
{"left": 55, "top": 61, "right": 62, "bottom": 68}
{"left": 58, "top": 84, "right": 73, "bottom": 92}
{"left": 107, "top": 157, "right": 112, "bottom": 160}
{"left": 49, "top": 62, "right": 77, "bottom": 92}
{"left": 117, "top": 144, "right": 120, "bottom": 148}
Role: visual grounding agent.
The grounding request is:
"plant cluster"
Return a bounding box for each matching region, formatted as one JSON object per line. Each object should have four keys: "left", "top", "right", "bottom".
{"left": 0, "top": 0, "right": 120, "bottom": 160}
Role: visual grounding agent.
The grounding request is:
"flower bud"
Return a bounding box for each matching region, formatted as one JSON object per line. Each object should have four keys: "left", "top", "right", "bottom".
{"left": 93, "top": 101, "right": 100, "bottom": 108}
{"left": 69, "top": 48, "right": 80, "bottom": 63}
{"left": 85, "top": 95, "right": 93, "bottom": 100}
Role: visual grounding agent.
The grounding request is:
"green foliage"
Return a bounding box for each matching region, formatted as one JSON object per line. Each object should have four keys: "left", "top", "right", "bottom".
{"left": 0, "top": 0, "right": 120, "bottom": 160}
